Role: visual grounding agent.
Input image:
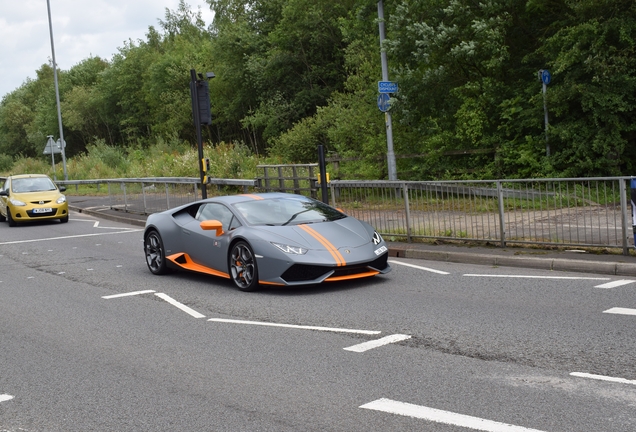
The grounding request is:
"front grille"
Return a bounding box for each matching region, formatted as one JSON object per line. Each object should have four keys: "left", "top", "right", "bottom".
{"left": 281, "top": 252, "right": 389, "bottom": 283}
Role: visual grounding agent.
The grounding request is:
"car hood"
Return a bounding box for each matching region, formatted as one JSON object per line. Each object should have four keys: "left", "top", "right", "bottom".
{"left": 252, "top": 217, "right": 373, "bottom": 249}
{"left": 10, "top": 190, "right": 64, "bottom": 202}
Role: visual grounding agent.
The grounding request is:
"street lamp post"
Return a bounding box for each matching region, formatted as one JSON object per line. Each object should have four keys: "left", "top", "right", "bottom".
{"left": 46, "top": 0, "right": 68, "bottom": 180}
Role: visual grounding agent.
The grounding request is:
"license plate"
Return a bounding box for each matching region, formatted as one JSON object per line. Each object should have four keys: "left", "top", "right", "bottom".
{"left": 33, "top": 208, "right": 52, "bottom": 213}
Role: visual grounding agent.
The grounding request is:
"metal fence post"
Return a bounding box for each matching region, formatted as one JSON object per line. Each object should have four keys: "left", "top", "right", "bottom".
{"left": 165, "top": 184, "right": 170, "bottom": 209}
{"left": 122, "top": 182, "right": 128, "bottom": 212}
{"left": 403, "top": 182, "right": 412, "bottom": 243}
{"left": 497, "top": 181, "right": 506, "bottom": 247}
{"left": 142, "top": 182, "right": 147, "bottom": 214}
{"left": 619, "top": 178, "right": 629, "bottom": 255}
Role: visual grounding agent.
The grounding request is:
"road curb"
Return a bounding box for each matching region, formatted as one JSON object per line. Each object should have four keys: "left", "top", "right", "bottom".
{"left": 388, "top": 245, "right": 636, "bottom": 277}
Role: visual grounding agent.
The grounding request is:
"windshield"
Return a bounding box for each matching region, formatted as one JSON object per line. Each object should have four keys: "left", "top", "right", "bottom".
{"left": 233, "top": 196, "right": 346, "bottom": 226}
{"left": 12, "top": 177, "right": 57, "bottom": 193}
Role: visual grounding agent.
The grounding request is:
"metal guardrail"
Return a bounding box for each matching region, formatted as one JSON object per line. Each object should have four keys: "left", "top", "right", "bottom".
{"left": 329, "top": 178, "right": 633, "bottom": 255}
{"left": 58, "top": 177, "right": 259, "bottom": 215}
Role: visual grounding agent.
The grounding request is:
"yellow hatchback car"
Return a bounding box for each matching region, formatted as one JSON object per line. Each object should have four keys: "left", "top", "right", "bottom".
{"left": 0, "top": 174, "right": 69, "bottom": 226}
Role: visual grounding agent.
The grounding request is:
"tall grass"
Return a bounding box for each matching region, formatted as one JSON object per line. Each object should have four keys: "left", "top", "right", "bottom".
{"left": 1, "top": 138, "right": 266, "bottom": 180}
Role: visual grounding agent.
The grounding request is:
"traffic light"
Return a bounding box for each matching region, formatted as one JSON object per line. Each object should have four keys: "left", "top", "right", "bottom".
{"left": 197, "top": 80, "right": 212, "bottom": 125}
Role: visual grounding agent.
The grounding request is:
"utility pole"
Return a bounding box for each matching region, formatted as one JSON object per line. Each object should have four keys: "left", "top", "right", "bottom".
{"left": 378, "top": 0, "right": 397, "bottom": 181}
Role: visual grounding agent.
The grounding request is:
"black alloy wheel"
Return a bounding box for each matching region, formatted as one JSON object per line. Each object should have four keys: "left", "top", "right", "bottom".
{"left": 229, "top": 241, "right": 259, "bottom": 291}
{"left": 145, "top": 230, "right": 169, "bottom": 275}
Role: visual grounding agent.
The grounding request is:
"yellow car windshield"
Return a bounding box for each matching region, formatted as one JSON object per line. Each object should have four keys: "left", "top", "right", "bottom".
{"left": 12, "top": 178, "right": 57, "bottom": 193}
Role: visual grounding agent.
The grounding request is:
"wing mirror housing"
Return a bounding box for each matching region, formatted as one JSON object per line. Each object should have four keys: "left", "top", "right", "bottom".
{"left": 200, "top": 219, "right": 224, "bottom": 236}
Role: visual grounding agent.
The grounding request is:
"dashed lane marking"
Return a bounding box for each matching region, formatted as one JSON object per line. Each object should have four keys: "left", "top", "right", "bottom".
{"left": 594, "top": 280, "right": 636, "bottom": 289}
{"left": 208, "top": 318, "right": 381, "bottom": 335}
{"left": 0, "top": 394, "right": 14, "bottom": 402}
{"left": 155, "top": 293, "right": 206, "bottom": 319}
{"left": 389, "top": 260, "right": 450, "bottom": 275}
{"left": 102, "top": 290, "right": 156, "bottom": 299}
{"left": 603, "top": 307, "right": 636, "bottom": 316}
{"left": 464, "top": 274, "right": 610, "bottom": 280}
{"left": 344, "top": 334, "right": 411, "bottom": 352}
{"left": 571, "top": 372, "right": 636, "bottom": 386}
{"left": 360, "top": 398, "right": 546, "bottom": 431}
{"left": 0, "top": 230, "right": 142, "bottom": 245}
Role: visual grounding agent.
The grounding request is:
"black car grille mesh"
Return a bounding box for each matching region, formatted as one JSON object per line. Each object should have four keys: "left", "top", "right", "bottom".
{"left": 281, "top": 253, "right": 389, "bottom": 283}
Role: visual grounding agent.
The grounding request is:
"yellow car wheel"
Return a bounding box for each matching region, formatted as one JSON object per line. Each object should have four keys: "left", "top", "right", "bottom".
{"left": 7, "top": 209, "right": 16, "bottom": 227}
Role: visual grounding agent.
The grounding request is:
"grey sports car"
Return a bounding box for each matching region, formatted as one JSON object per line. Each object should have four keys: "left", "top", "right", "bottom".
{"left": 143, "top": 192, "right": 391, "bottom": 291}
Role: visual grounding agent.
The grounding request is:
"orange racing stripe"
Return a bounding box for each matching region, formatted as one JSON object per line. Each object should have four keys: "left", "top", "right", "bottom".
{"left": 240, "top": 194, "right": 264, "bottom": 200}
{"left": 298, "top": 224, "right": 346, "bottom": 266}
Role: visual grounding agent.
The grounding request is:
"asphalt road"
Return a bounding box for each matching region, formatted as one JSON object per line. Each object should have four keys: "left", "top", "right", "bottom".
{"left": 1, "top": 211, "right": 636, "bottom": 431}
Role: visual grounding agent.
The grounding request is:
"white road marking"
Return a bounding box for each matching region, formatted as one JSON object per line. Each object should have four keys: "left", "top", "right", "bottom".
{"left": 571, "top": 372, "right": 636, "bottom": 385}
{"left": 208, "top": 318, "right": 381, "bottom": 335}
{"left": 464, "top": 274, "right": 610, "bottom": 280}
{"left": 94, "top": 221, "right": 99, "bottom": 228}
{"left": 0, "top": 230, "right": 142, "bottom": 245}
{"left": 360, "top": 398, "right": 545, "bottom": 432}
{"left": 0, "top": 394, "right": 14, "bottom": 402}
{"left": 389, "top": 260, "right": 450, "bottom": 275}
{"left": 102, "top": 290, "right": 156, "bottom": 299}
{"left": 155, "top": 293, "right": 206, "bottom": 319}
{"left": 603, "top": 307, "right": 636, "bottom": 316}
{"left": 594, "top": 280, "right": 636, "bottom": 289}
{"left": 344, "top": 334, "right": 411, "bottom": 352}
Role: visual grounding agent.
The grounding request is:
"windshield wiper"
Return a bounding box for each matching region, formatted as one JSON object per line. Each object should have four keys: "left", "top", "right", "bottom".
{"left": 281, "top": 209, "right": 312, "bottom": 226}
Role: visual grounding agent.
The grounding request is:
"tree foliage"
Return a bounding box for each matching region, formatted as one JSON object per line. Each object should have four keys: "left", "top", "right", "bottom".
{"left": 1, "top": 0, "right": 635, "bottom": 179}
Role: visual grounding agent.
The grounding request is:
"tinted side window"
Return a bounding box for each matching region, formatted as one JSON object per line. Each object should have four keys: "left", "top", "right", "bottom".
{"left": 195, "top": 203, "right": 239, "bottom": 232}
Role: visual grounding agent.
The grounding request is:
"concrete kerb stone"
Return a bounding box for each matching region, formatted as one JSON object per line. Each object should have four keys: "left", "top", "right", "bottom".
{"left": 389, "top": 244, "right": 636, "bottom": 276}
{"left": 551, "top": 258, "right": 618, "bottom": 276}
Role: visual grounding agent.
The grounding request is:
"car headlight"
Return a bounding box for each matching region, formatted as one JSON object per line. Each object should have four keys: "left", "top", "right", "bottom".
{"left": 272, "top": 242, "right": 308, "bottom": 255}
{"left": 56, "top": 195, "right": 66, "bottom": 204}
{"left": 9, "top": 198, "right": 26, "bottom": 206}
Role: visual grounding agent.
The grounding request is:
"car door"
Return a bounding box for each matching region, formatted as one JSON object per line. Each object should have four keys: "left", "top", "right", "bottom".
{"left": 0, "top": 178, "right": 10, "bottom": 217}
{"left": 183, "top": 203, "right": 240, "bottom": 273}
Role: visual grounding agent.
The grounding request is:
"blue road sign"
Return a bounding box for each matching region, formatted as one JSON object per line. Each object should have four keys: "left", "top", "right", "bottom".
{"left": 541, "top": 69, "right": 551, "bottom": 85}
{"left": 378, "top": 81, "right": 398, "bottom": 93}
{"left": 377, "top": 93, "right": 391, "bottom": 112}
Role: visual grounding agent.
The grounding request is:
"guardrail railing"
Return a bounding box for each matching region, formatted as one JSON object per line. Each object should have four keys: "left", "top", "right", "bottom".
{"left": 329, "top": 177, "right": 633, "bottom": 255}
{"left": 10, "top": 174, "right": 631, "bottom": 254}
{"left": 58, "top": 177, "right": 259, "bottom": 215}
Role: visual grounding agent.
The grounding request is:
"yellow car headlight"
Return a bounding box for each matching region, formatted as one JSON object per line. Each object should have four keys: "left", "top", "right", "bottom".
{"left": 56, "top": 195, "right": 66, "bottom": 204}
{"left": 9, "top": 198, "right": 26, "bottom": 206}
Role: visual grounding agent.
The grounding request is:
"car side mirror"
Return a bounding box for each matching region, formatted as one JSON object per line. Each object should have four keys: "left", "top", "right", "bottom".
{"left": 0, "top": 190, "right": 7, "bottom": 197}
{"left": 58, "top": 186, "right": 66, "bottom": 192}
{"left": 200, "top": 219, "right": 224, "bottom": 236}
